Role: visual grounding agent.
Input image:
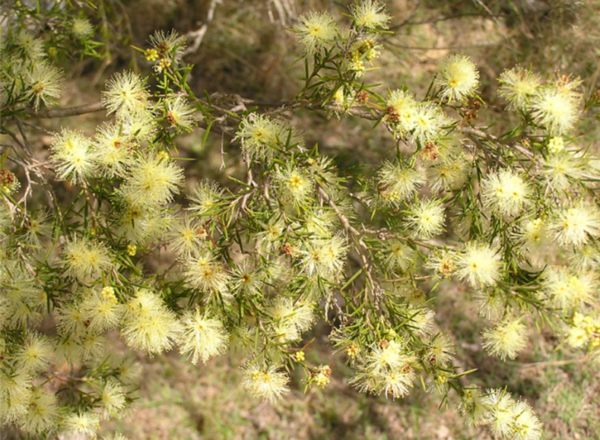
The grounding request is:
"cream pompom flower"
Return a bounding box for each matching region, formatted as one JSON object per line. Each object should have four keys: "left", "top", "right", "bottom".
{"left": 100, "top": 379, "right": 127, "bottom": 416}
{"left": 543, "top": 150, "right": 584, "bottom": 189}
{"left": 119, "top": 153, "right": 184, "bottom": 207}
{"left": 14, "top": 333, "right": 54, "bottom": 374}
{"left": 435, "top": 53, "right": 480, "bottom": 102}
{"left": 183, "top": 253, "right": 230, "bottom": 294}
{"left": 385, "top": 89, "right": 418, "bottom": 133}
{"left": 187, "top": 180, "right": 226, "bottom": 217}
{"left": 121, "top": 289, "right": 181, "bottom": 355}
{"left": 412, "top": 103, "right": 450, "bottom": 144}
{"left": 81, "top": 288, "right": 123, "bottom": 333}
{"left": 15, "top": 30, "right": 45, "bottom": 60}
{"left": 61, "top": 411, "right": 100, "bottom": 439}
{"left": 102, "top": 71, "right": 151, "bottom": 119}
{"left": 351, "top": 0, "right": 392, "bottom": 30}
{"left": 550, "top": 204, "right": 600, "bottom": 247}
{"left": 163, "top": 96, "right": 197, "bottom": 132}
{"left": 177, "top": 309, "right": 229, "bottom": 364}
{"left": 530, "top": 80, "right": 582, "bottom": 134}
{"left": 482, "top": 317, "right": 528, "bottom": 361}
{"left": 377, "top": 160, "right": 425, "bottom": 206}
{"left": 405, "top": 198, "right": 446, "bottom": 238}
{"left": 50, "top": 128, "right": 97, "bottom": 184}
{"left": 275, "top": 165, "right": 314, "bottom": 204}
{"left": 428, "top": 156, "right": 469, "bottom": 192}
{"left": 382, "top": 239, "right": 415, "bottom": 272}
{"left": 295, "top": 11, "right": 338, "bottom": 54}
{"left": 455, "top": 242, "right": 502, "bottom": 288}
{"left": 93, "top": 122, "right": 135, "bottom": 176}
{"left": 498, "top": 66, "right": 541, "bottom": 111}
{"left": 168, "top": 215, "right": 207, "bottom": 257}
{"left": 236, "top": 113, "right": 303, "bottom": 161}
{"left": 148, "top": 29, "right": 187, "bottom": 65}
{"left": 26, "top": 61, "right": 64, "bottom": 109}
{"left": 482, "top": 169, "right": 531, "bottom": 217}
{"left": 18, "top": 388, "right": 58, "bottom": 434}
{"left": 71, "top": 17, "right": 95, "bottom": 40}
{"left": 243, "top": 364, "right": 290, "bottom": 403}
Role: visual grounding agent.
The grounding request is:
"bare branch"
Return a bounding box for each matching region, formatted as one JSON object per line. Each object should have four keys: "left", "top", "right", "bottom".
{"left": 183, "top": 0, "right": 221, "bottom": 56}
{"left": 25, "top": 102, "right": 106, "bottom": 119}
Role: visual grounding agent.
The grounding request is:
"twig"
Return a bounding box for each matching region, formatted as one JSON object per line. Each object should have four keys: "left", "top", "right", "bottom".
{"left": 183, "top": 0, "right": 221, "bottom": 56}
{"left": 24, "top": 102, "right": 105, "bottom": 119}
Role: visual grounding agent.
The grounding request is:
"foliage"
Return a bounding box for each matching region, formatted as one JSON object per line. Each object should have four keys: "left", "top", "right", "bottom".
{"left": 1, "top": 1, "right": 600, "bottom": 439}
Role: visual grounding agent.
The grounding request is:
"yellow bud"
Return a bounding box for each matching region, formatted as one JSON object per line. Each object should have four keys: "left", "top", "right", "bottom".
{"left": 157, "top": 151, "right": 170, "bottom": 161}
{"left": 127, "top": 244, "right": 137, "bottom": 256}
{"left": 145, "top": 48, "right": 159, "bottom": 62}
{"left": 346, "top": 342, "right": 359, "bottom": 359}
{"left": 101, "top": 286, "right": 116, "bottom": 301}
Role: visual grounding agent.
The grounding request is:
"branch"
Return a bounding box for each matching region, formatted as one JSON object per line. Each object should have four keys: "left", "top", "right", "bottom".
{"left": 183, "top": 0, "right": 220, "bottom": 56}
{"left": 461, "top": 126, "right": 535, "bottom": 160}
{"left": 317, "top": 185, "right": 363, "bottom": 243}
{"left": 25, "top": 102, "right": 106, "bottom": 119}
{"left": 317, "top": 185, "right": 383, "bottom": 309}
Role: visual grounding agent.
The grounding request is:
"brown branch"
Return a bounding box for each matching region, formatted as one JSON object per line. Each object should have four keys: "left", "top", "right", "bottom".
{"left": 25, "top": 102, "right": 106, "bottom": 119}
{"left": 183, "top": 0, "right": 220, "bottom": 56}
{"left": 317, "top": 185, "right": 383, "bottom": 310}
{"left": 461, "top": 126, "right": 535, "bottom": 159}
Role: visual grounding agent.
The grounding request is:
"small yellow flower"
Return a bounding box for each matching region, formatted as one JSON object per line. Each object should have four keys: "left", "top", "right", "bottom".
{"left": 346, "top": 342, "right": 359, "bottom": 359}
{"left": 145, "top": 48, "right": 159, "bottom": 61}
{"left": 548, "top": 136, "right": 564, "bottom": 153}
{"left": 101, "top": 286, "right": 117, "bottom": 301}
{"left": 127, "top": 244, "right": 137, "bottom": 256}
{"left": 313, "top": 365, "right": 332, "bottom": 387}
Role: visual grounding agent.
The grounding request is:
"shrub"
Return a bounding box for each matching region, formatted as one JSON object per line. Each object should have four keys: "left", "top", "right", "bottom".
{"left": 1, "top": 1, "right": 600, "bottom": 439}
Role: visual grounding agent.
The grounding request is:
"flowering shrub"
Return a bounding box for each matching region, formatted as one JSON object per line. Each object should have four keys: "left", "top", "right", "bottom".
{"left": 1, "top": 1, "right": 600, "bottom": 439}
